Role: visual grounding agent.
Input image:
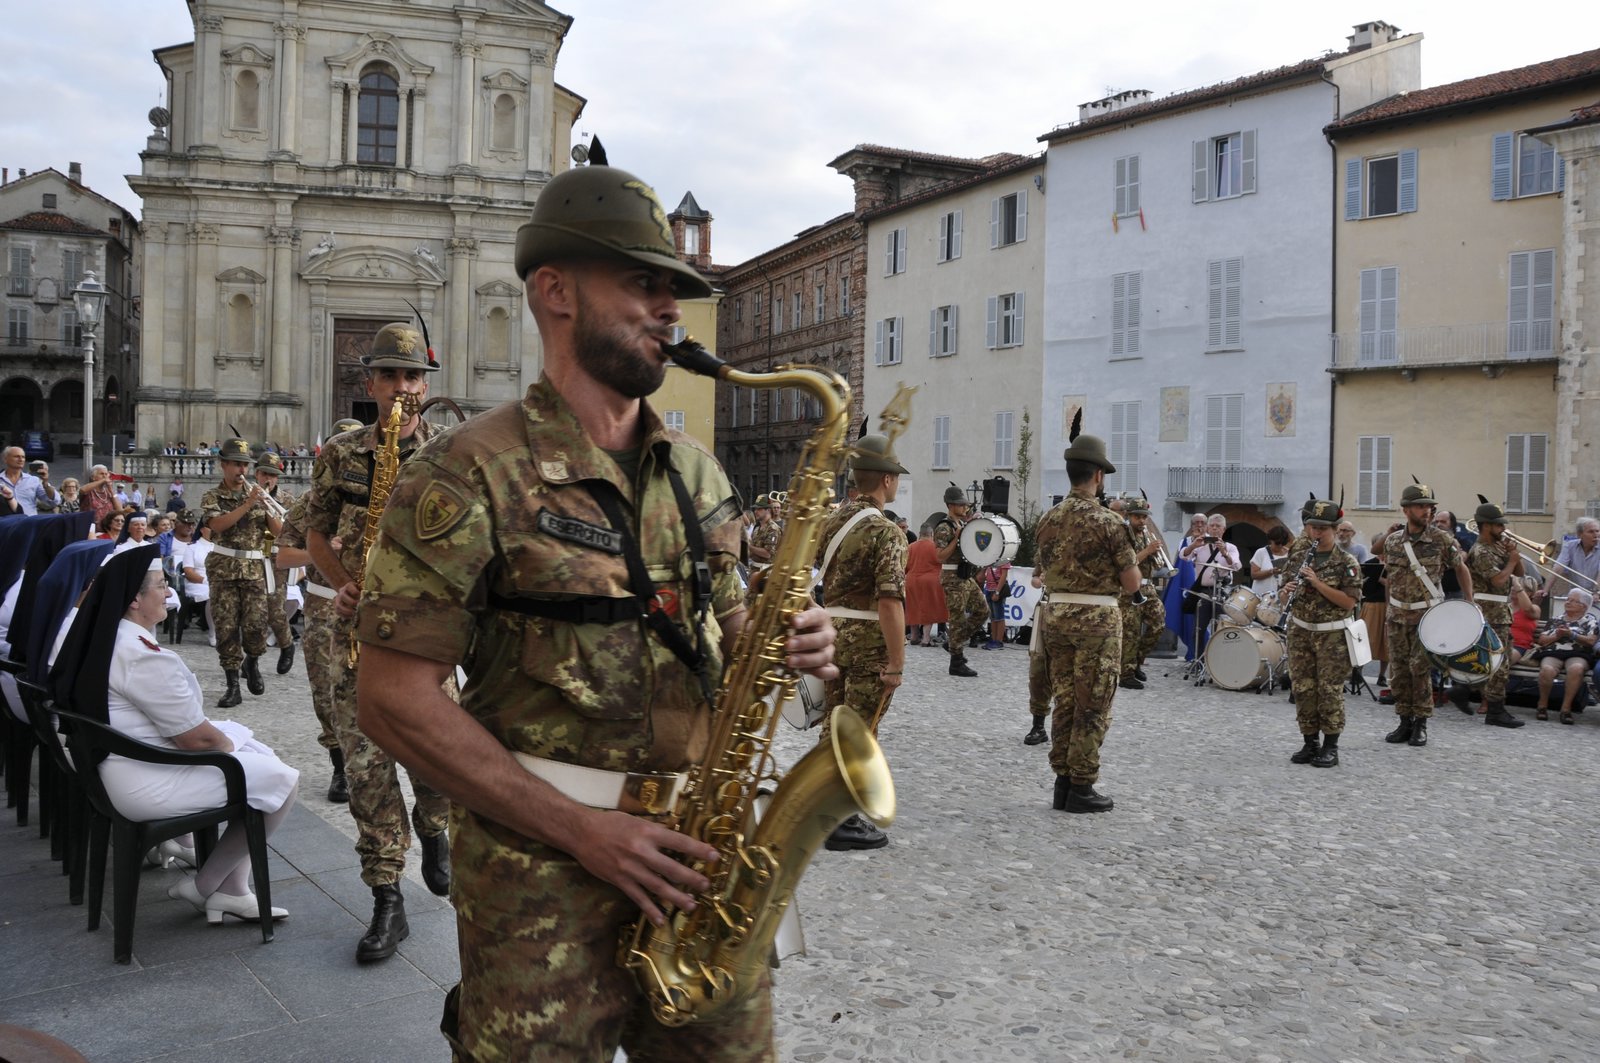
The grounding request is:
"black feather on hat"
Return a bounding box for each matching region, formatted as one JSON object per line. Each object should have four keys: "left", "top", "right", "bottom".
{"left": 404, "top": 299, "right": 440, "bottom": 370}
{"left": 1069, "top": 407, "right": 1083, "bottom": 443}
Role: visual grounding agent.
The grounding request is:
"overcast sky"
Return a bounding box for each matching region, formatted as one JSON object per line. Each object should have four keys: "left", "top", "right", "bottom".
{"left": 5, "top": 2, "right": 1598, "bottom": 264}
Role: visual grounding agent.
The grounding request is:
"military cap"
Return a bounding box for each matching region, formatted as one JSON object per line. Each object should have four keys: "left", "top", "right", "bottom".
{"left": 361, "top": 323, "right": 439, "bottom": 372}
{"left": 217, "top": 438, "right": 255, "bottom": 465}
{"left": 176, "top": 508, "right": 198, "bottom": 524}
{"left": 943, "top": 485, "right": 968, "bottom": 505}
{"left": 884, "top": 509, "right": 900, "bottom": 522}
{"left": 1062, "top": 433, "right": 1116, "bottom": 474}
{"left": 753, "top": 494, "right": 772, "bottom": 509}
{"left": 1301, "top": 497, "right": 1342, "bottom": 527}
{"left": 514, "top": 165, "right": 713, "bottom": 298}
{"left": 332, "top": 417, "right": 365, "bottom": 434}
{"left": 1474, "top": 499, "right": 1507, "bottom": 525}
{"left": 1399, "top": 482, "right": 1437, "bottom": 506}
{"left": 1124, "top": 495, "right": 1151, "bottom": 516}
{"left": 256, "top": 452, "right": 285, "bottom": 475}
{"left": 849, "top": 433, "right": 908, "bottom": 475}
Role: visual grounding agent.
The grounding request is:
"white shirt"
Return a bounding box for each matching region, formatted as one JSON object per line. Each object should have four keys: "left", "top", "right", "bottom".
{"left": 1249, "top": 546, "right": 1286, "bottom": 597}
{"left": 182, "top": 539, "right": 214, "bottom": 601}
{"left": 5, "top": 470, "right": 43, "bottom": 515}
{"left": 1191, "top": 539, "right": 1241, "bottom": 588}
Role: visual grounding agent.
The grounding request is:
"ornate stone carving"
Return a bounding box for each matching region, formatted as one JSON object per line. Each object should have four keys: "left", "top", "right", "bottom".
{"left": 355, "top": 258, "right": 395, "bottom": 278}
{"left": 455, "top": 39, "right": 484, "bottom": 59}
{"left": 274, "top": 20, "right": 307, "bottom": 42}
{"left": 189, "top": 223, "right": 221, "bottom": 243}
{"left": 447, "top": 237, "right": 480, "bottom": 257}
{"left": 199, "top": 13, "right": 225, "bottom": 33}
{"left": 266, "top": 226, "right": 295, "bottom": 247}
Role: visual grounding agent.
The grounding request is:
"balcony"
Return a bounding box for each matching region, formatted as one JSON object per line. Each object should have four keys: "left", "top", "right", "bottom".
{"left": 1329, "top": 322, "right": 1559, "bottom": 375}
{"left": 1167, "top": 465, "right": 1285, "bottom": 505}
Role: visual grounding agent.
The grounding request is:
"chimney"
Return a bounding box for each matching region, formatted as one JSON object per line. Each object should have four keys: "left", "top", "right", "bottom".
{"left": 1077, "top": 89, "right": 1154, "bottom": 123}
{"left": 68, "top": 161, "right": 83, "bottom": 185}
{"left": 1347, "top": 21, "right": 1400, "bottom": 51}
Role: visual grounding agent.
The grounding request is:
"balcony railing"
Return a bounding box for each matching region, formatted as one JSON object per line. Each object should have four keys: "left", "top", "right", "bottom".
{"left": 4, "top": 274, "right": 32, "bottom": 297}
{"left": 1329, "top": 322, "right": 1557, "bottom": 371}
{"left": 1167, "top": 465, "right": 1285, "bottom": 504}
{"left": 120, "top": 454, "right": 315, "bottom": 486}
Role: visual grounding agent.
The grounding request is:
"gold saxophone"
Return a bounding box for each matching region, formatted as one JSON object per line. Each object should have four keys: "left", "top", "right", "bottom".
{"left": 347, "top": 393, "right": 419, "bottom": 667}
{"left": 621, "top": 339, "right": 897, "bottom": 1026}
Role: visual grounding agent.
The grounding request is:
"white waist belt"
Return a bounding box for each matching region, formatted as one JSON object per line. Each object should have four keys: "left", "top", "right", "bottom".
{"left": 1045, "top": 592, "right": 1118, "bottom": 607}
{"left": 1291, "top": 616, "right": 1346, "bottom": 632}
{"left": 304, "top": 581, "right": 337, "bottom": 600}
{"left": 1477, "top": 593, "right": 1510, "bottom": 603}
{"left": 512, "top": 752, "right": 687, "bottom": 817}
{"left": 1388, "top": 598, "right": 1435, "bottom": 611}
{"left": 826, "top": 606, "right": 880, "bottom": 621}
{"left": 940, "top": 564, "right": 959, "bottom": 571}
{"left": 209, "top": 544, "right": 274, "bottom": 594}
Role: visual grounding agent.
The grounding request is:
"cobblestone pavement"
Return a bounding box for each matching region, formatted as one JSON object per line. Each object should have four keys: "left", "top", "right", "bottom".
{"left": 182, "top": 629, "right": 1600, "bottom": 1062}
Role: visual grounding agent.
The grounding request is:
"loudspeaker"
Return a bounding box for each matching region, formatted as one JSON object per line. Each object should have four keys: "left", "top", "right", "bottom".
{"left": 981, "top": 476, "right": 1010, "bottom": 515}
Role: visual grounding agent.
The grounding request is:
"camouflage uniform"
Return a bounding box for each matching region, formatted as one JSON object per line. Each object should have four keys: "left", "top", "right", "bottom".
{"left": 304, "top": 421, "right": 450, "bottom": 886}
{"left": 278, "top": 498, "right": 339, "bottom": 754}
{"left": 200, "top": 482, "right": 271, "bottom": 670}
{"left": 744, "top": 516, "right": 782, "bottom": 608}
{"left": 265, "top": 489, "right": 295, "bottom": 650}
{"left": 819, "top": 497, "right": 907, "bottom": 741}
{"left": 1119, "top": 525, "right": 1168, "bottom": 678}
{"left": 1467, "top": 537, "right": 1516, "bottom": 705}
{"left": 932, "top": 516, "right": 988, "bottom": 653}
{"left": 1285, "top": 542, "right": 1361, "bottom": 737}
{"left": 1035, "top": 496, "right": 1136, "bottom": 784}
{"left": 1381, "top": 525, "right": 1463, "bottom": 720}
{"left": 356, "top": 379, "right": 767, "bottom": 1063}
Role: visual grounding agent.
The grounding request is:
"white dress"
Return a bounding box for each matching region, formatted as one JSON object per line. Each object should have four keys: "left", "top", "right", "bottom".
{"left": 98, "top": 620, "right": 298, "bottom": 820}
{"left": 182, "top": 540, "right": 213, "bottom": 602}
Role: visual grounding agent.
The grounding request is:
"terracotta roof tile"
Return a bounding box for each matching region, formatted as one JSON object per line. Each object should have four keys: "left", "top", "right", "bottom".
{"left": 829, "top": 143, "right": 1015, "bottom": 171}
{"left": 0, "top": 211, "right": 107, "bottom": 236}
{"left": 1329, "top": 47, "right": 1600, "bottom": 130}
{"left": 861, "top": 152, "right": 1043, "bottom": 222}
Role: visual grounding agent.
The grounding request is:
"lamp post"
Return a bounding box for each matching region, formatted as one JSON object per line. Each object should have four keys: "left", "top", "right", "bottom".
{"left": 72, "top": 270, "right": 107, "bottom": 480}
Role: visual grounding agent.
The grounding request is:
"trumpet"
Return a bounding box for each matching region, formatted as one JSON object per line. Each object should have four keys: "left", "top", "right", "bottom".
{"left": 249, "top": 481, "right": 288, "bottom": 520}
{"left": 1469, "top": 521, "right": 1594, "bottom": 591}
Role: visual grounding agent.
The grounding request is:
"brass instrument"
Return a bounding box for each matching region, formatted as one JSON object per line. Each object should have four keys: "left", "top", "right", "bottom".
{"left": 248, "top": 481, "right": 288, "bottom": 521}
{"left": 1467, "top": 522, "right": 1594, "bottom": 592}
{"left": 622, "top": 338, "right": 896, "bottom": 1027}
{"left": 347, "top": 393, "right": 420, "bottom": 667}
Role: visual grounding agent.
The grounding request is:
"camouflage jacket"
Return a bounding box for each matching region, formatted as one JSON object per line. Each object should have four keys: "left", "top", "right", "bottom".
{"left": 931, "top": 514, "right": 971, "bottom": 580}
{"left": 1035, "top": 494, "right": 1136, "bottom": 637}
{"left": 1132, "top": 525, "right": 1162, "bottom": 580}
{"left": 819, "top": 497, "right": 907, "bottom": 617}
{"left": 303, "top": 419, "right": 439, "bottom": 583}
{"left": 1467, "top": 537, "right": 1517, "bottom": 626}
{"left": 1285, "top": 544, "right": 1361, "bottom": 625}
{"left": 749, "top": 518, "right": 781, "bottom": 564}
{"left": 1382, "top": 525, "right": 1462, "bottom": 620}
{"left": 200, "top": 483, "right": 273, "bottom": 582}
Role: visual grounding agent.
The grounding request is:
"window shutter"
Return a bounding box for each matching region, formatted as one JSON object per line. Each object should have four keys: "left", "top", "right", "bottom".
{"left": 896, "top": 229, "right": 907, "bottom": 274}
{"left": 1127, "top": 155, "right": 1140, "bottom": 214}
{"left": 1240, "top": 129, "right": 1257, "bottom": 194}
{"left": 1224, "top": 257, "right": 1242, "bottom": 348}
{"left": 1126, "top": 271, "right": 1141, "bottom": 355}
{"left": 1114, "top": 157, "right": 1127, "bottom": 216}
{"left": 1358, "top": 268, "right": 1378, "bottom": 362}
{"left": 1557, "top": 155, "right": 1566, "bottom": 193}
{"left": 1379, "top": 267, "right": 1398, "bottom": 361}
{"left": 1111, "top": 274, "right": 1126, "bottom": 357}
{"left": 938, "top": 215, "right": 949, "bottom": 261}
{"left": 1375, "top": 436, "right": 1391, "bottom": 507}
{"left": 1015, "top": 190, "right": 1028, "bottom": 242}
{"left": 1207, "top": 259, "right": 1224, "bottom": 349}
{"left": 1225, "top": 394, "right": 1242, "bottom": 463}
{"left": 991, "top": 197, "right": 1001, "bottom": 248}
{"left": 1508, "top": 251, "right": 1531, "bottom": 356}
{"left": 986, "top": 296, "right": 998, "bottom": 349}
{"left": 874, "top": 319, "right": 885, "bottom": 366}
{"left": 1491, "top": 133, "right": 1514, "bottom": 201}
{"left": 884, "top": 231, "right": 895, "bottom": 275}
{"left": 952, "top": 209, "right": 962, "bottom": 258}
{"left": 1532, "top": 249, "right": 1554, "bottom": 355}
{"left": 1397, "top": 149, "right": 1418, "bottom": 213}
{"left": 1014, "top": 291, "right": 1025, "bottom": 344}
{"left": 1506, "top": 434, "right": 1525, "bottom": 510}
{"left": 893, "top": 317, "right": 903, "bottom": 363}
{"left": 930, "top": 309, "right": 938, "bottom": 357}
{"left": 1528, "top": 434, "right": 1547, "bottom": 511}
{"left": 1358, "top": 436, "right": 1374, "bottom": 508}
{"left": 1204, "top": 395, "right": 1224, "bottom": 465}
{"left": 1345, "top": 158, "right": 1363, "bottom": 220}
{"left": 1192, "top": 140, "right": 1209, "bottom": 203}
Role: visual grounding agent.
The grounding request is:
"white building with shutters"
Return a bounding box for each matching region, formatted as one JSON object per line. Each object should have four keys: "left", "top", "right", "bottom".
{"left": 852, "top": 151, "right": 1046, "bottom": 527}
{"left": 1038, "top": 23, "right": 1420, "bottom": 547}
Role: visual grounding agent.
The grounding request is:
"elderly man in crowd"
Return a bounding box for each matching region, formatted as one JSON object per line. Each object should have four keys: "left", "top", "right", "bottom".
{"left": 1336, "top": 520, "right": 1370, "bottom": 563}
{"left": 1536, "top": 517, "right": 1600, "bottom": 606}
{"left": 2, "top": 446, "right": 43, "bottom": 515}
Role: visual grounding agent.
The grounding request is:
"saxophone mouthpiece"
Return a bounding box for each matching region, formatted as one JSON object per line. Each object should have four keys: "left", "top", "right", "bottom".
{"left": 665, "top": 336, "right": 727, "bottom": 379}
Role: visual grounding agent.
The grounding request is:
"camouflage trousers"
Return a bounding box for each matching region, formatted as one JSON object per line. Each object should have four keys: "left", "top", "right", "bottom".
{"left": 1119, "top": 592, "right": 1167, "bottom": 678}
{"left": 1479, "top": 619, "right": 1512, "bottom": 705}
{"left": 1386, "top": 616, "right": 1434, "bottom": 719}
{"left": 942, "top": 575, "right": 988, "bottom": 655}
{"left": 211, "top": 577, "right": 268, "bottom": 671}
{"left": 266, "top": 565, "right": 294, "bottom": 647}
{"left": 1028, "top": 645, "right": 1051, "bottom": 718}
{"left": 1288, "top": 625, "right": 1347, "bottom": 736}
{"left": 301, "top": 591, "right": 339, "bottom": 752}
{"left": 329, "top": 612, "right": 450, "bottom": 886}
{"left": 1040, "top": 615, "right": 1121, "bottom": 784}
{"left": 822, "top": 618, "right": 892, "bottom": 743}
{"left": 444, "top": 860, "right": 774, "bottom": 1063}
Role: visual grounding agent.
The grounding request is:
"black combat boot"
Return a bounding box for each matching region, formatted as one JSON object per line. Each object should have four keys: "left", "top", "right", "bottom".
{"left": 1133, "top": 665, "right": 1148, "bottom": 682}
{"left": 1484, "top": 700, "right": 1525, "bottom": 729}
{"left": 1290, "top": 734, "right": 1321, "bottom": 764}
{"left": 420, "top": 832, "right": 452, "bottom": 896}
{"left": 1065, "top": 783, "right": 1114, "bottom": 813}
{"left": 1023, "top": 715, "right": 1048, "bottom": 745}
{"left": 948, "top": 654, "right": 977, "bottom": 678}
{"left": 1119, "top": 675, "right": 1145, "bottom": 690}
{"left": 1408, "top": 716, "right": 1428, "bottom": 747}
{"left": 218, "top": 670, "right": 243, "bottom": 709}
{"left": 1312, "top": 733, "right": 1340, "bottom": 768}
{"left": 327, "top": 748, "right": 349, "bottom": 803}
{"left": 824, "top": 814, "right": 888, "bottom": 850}
{"left": 1052, "top": 775, "right": 1071, "bottom": 811}
{"left": 1449, "top": 682, "right": 1474, "bottom": 714}
{"left": 356, "top": 884, "right": 410, "bottom": 963}
{"left": 1384, "top": 716, "right": 1414, "bottom": 744}
{"left": 276, "top": 641, "right": 296, "bottom": 675}
{"left": 243, "top": 655, "right": 265, "bottom": 696}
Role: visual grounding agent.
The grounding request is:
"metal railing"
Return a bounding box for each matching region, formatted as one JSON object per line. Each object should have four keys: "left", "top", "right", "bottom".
{"left": 1329, "top": 322, "right": 1556, "bottom": 370}
{"left": 1167, "top": 465, "right": 1285, "bottom": 504}
{"left": 120, "top": 453, "right": 315, "bottom": 484}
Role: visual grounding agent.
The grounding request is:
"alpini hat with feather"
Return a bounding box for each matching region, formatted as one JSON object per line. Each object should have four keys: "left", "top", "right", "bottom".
{"left": 361, "top": 323, "right": 439, "bottom": 372}
{"left": 217, "top": 438, "right": 255, "bottom": 465}
{"left": 1062, "top": 434, "right": 1116, "bottom": 474}
{"left": 1473, "top": 493, "right": 1507, "bottom": 526}
{"left": 849, "top": 434, "right": 908, "bottom": 475}
{"left": 1399, "top": 477, "right": 1437, "bottom": 506}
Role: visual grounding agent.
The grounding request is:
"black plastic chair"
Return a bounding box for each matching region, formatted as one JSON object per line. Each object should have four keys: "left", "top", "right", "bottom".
{"left": 54, "top": 710, "right": 275, "bottom": 964}
{"left": 1, "top": 656, "right": 38, "bottom": 828}
{"left": 15, "top": 677, "right": 88, "bottom": 903}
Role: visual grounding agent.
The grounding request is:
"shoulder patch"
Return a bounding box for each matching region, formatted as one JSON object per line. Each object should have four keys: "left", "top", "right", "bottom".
{"left": 138, "top": 635, "right": 162, "bottom": 652}
{"left": 536, "top": 508, "right": 623, "bottom": 554}
{"left": 417, "top": 482, "right": 471, "bottom": 541}
{"left": 699, "top": 495, "right": 741, "bottom": 533}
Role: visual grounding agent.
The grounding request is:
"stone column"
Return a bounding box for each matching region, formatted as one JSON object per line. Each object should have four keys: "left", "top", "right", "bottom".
{"left": 307, "top": 278, "right": 330, "bottom": 431}
{"left": 453, "top": 39, "right": 480, "bottom": 169}
{"left": 271, "top": 20, "right": 304, "bottom": 158}
{"left": 190, "top": 223, "right": 221, "bottom": 395}
{"left": 344, "top": 83, "right": 361, "bottom": 164}
{"left": 395, "top": 90, "right": 410, "bottom": 169}
{"left": 195, "top": 11, "right": 226, "bottom": 153}
{"left": 328, "top": 82, "right": 347, "bottom": 162}
{"left": 447, "top": 235, "right": 478, "bottom": 400}
{"left": 140, "top": 222, "right": 169, "bottom": 393}
{"left": 266, "top": 224, "right": 296, "bottom": 395}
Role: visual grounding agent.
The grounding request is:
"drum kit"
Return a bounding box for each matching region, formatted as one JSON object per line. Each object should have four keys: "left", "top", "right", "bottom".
{"left": 1180, "top": 565, "right": 1292, "bottom": 692}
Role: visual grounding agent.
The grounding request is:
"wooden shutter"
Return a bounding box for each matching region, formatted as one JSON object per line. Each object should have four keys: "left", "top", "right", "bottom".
{"left": 1532, "top": 249, "right": 1555, "bottom": 355}
{"left": 951, "top": 209, "right": 962, "bottom": 258}
{"left": 1224, "top": 394, "right": 1242, "bottom": 463}
{"left": 1192, "top": 140, "right": 1209, "bottom": 203}
{"left": 1207, "top": 260, "right": 1224, "bottom": 349}
{"left": 1240, "top": 129, "right": 1257, "bottom": 194}
{"left": 1125, "top": 272, "right": 1140, "bottom": 355}
{"left": 1114, "top": 157, "right": 1128, "bottom": 216}
{"left": 1491, "top": 133, "right": 1514, "bottom": 201}
{"left": 1345, "top": 158, "right": 1363, "bottom": 220}
{"left": 1527, "top": 434, "right": 1548, "bottom": 511}
{"left": 929, "top": 309, "right": 938, "bottom": 358}
{"left": 874, "top": 319, "right": 885, "bottom": 366}
{"left": 1224, "top": 258, "right": 1242, "bottom": 348}
{"left": 1508, "top": 251, "right": 1531, "bottom": 355}
{"left": 1013, "top": 291, "right": 1025, "bottom": 345}
{"left": 1111, "top": 274, "right": 1126, "bottom": 356}
{"left": 1015, "top": 190, "right": 1028, "bottom": 242}
{"left": 1506, "top": 434, "right": 1526, "bottom": 511}
{"left": 1374, "top": 436, "right": 1391, "bottom": 508}
{"left": 1205, "top": 395, "right": 1224, "bottom": 465}
{"left": 896, "top": 229, "right": 907, "bottom": 273}
{"left": 986, "top": 296, "right": 998, "bottom": 349}
{"left": 1378, "top": 267, "right": 1398, "bottom": 361}
{"left": 1126, "top": 155, "right": 1139, "bottom": 214}
{"left": 1557, "top": 156, "right": 1567, "bottom": 193}
{"left": 991, "top": 196, "right": 1001, "bottom": 248}
{"left": 938, "top": 215, "right": 949, "bottom": 262}
{"left": 1397, "top": 149, "right": 1418, "bottom": 213}
{"left": 884, "top": 230, "right": 896, "bottom": 275}
{"left": 1358, "top": 436, "right": 1374, "bottom": 508}
{"left": 1358, "top": 268, "right": 1378, "bottom": 362}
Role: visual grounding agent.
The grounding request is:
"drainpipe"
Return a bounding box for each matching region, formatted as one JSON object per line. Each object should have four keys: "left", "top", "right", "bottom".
{"left": 1323, "top": 71, "right": 1342, "bottom": 500}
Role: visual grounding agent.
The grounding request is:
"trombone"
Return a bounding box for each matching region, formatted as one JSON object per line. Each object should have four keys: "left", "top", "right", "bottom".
{"left": 1468, "top": 520, "right": 1595, "bottom": 591}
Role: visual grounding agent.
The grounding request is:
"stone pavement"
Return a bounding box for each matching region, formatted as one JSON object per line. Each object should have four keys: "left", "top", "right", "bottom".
{"left": 5, "top": 629, "right": 1600, "bottom": 1061}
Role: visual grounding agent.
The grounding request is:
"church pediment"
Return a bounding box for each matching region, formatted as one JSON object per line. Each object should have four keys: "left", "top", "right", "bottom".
{"left": 475, "top": 279, "right": 522, "bottom": 298}
{"left": 222, "top": 43, "right": 274, "bottom": 66}
{"left": 302, "top": 244, "right": 445, "bottom": 284}
{"left": 482, "top": 68, "right": 530, "bottom": 92}
{"left": 217, "top": 266, "right": 267, "bottom": 285}
{"left": 325, "top": 32, "right": 434, "bottom": 80}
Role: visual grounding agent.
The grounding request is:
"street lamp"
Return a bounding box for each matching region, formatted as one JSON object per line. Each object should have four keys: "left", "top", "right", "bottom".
{"left": 72, "top": 270, "right": 107, "bottom": 479}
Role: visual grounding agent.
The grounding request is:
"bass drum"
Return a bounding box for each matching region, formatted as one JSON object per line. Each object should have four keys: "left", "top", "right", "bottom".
{"left": 1205, "top": 625, "right": 1286, "bottom": 691}
{"left": 1419, "top": 600, "right": 1503, "bottom": 685}
{"left": 960, "top": 514, "right": 1020, "bottom": 567}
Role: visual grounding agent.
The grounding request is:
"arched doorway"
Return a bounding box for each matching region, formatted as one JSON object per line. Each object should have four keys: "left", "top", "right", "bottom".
{"left": 0, "top": 377, "right": 43, "bottom": 438}
{"left": 49, "top": 379, "right": 84, "bottom": 434}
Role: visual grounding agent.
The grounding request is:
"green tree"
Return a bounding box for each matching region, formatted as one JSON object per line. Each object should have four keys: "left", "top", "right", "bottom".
{"left": 1014, "top": 407, "right": 1042, "bottom": 566}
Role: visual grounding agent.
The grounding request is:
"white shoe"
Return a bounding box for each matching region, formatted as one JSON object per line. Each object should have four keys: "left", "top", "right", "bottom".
{"left": 204, "top": 889, "right": 288, "bottom": 924}
{"left": 147, "top": 839, "right": 198, "bottom": 869}
{"left": 167, "top": 874, "right": 206, "bottom": 911}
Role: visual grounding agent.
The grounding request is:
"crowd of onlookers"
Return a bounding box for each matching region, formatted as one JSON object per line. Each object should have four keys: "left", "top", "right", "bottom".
{"left": 158, "top": 441, "right": 315, "bottom": 458}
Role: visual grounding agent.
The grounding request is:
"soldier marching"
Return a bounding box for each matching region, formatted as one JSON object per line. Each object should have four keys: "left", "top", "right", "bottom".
{"left": 200, "top": 437, "right": 282, "bottom": 708}
{"left": 1281, "top": 497, "right": 1362, "bottom": 768}
{"left": 1117, "top": 495, "right": 1168, "bottom": 691}
{"left": 931, "top": 484, "right": 988, "bottom": 677}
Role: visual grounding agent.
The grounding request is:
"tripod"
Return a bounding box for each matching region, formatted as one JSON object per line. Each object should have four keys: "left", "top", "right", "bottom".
{"left": 1173, "top": 569, "right": 1231, "bottom": 686}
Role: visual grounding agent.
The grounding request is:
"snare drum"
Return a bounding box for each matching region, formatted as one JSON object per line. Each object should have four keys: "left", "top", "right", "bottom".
{"left": 1222, "top": 586, "right": 1262, "bottom": 627}
{"left": 777, "top": 673, "right": 829, "bottom": 731}
{"left": 1205, "top": 625, "right": 1286, "bottom": 690}
{"left": 1419, "top": 601, "right": 1503, "bottom": 684}
{"left": 1255, "top": 592, "right": 1285, "bottom": 629}
{"left": 960, "top": 514, "right": 1020, "bottom": 567}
